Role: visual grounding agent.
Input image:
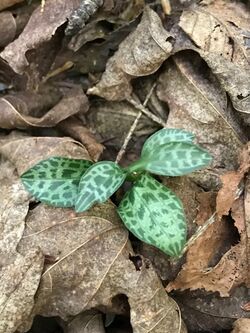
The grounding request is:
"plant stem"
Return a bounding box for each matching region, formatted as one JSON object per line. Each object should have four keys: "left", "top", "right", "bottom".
{"left": 116, "top": 83, "right": 160, "bottom": 164}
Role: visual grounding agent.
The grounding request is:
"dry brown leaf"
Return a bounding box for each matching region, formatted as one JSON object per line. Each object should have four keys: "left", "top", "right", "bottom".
{"left": 244, "top": 176, "right": 250, "bottom": 286}
{"left": 57, "top": 117, "right": 103, "bottom": 162}
{"left": 0, "top": 0, "right": 24, "bottom": 11}
{"left": 0, "top": 86, "right": 88, "bottom": 129}
{"left": 216, "top": 143, "right": 250, "bottom": 218}
{"left": 0, "top": 249, "right": 44, "bottom": 333}
{"left": 157, "top": 52, "right": 245, "bottom": 179}
{"left": 167, "top": 145, "right": 250, "bottom": 296}
{"left": 88, "top": 6, "right": 173, "bottom": 101}
{"left": 179, "top": 0, "right": 250, "bottom": 121}
{"left": 0, "top": 0, "right": 81, "bottom": 74}
{"left": 65, "top": 311, "right": 105, "bottom": 333}
{"left": 232, "top": 319, "right": 250, "bottom": 333}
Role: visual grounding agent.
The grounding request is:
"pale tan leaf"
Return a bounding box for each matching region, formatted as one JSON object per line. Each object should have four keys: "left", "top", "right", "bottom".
{"left": 232, "top": 319, "right": 250, "bottom": 333}
{"left": 179, "top": 0, "right": 250, "bottom": 119}
{"left": 0, "top": 0, "right": 24, "bottom": 11}
{"left": 0, "top": 249, "right": 44, "bottom": 333}
{"left": 88, "top": 6, "right": 173, "bottom": 100}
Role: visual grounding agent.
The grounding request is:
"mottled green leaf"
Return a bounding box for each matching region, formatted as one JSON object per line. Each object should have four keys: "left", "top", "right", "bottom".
{"left": 142, "top": 128, "right": 195, "bottom": 156}
{"left": 21, "top": 157, "right": 93, "bottom": 207}
{"left": 129, "top": 142, "right": 212, "bottom": 176}
{"left": 118, "top": 174, "right": 186, "bottom": 257}
{"left": 75, "top": 161, "right": 126, "bottom": 212}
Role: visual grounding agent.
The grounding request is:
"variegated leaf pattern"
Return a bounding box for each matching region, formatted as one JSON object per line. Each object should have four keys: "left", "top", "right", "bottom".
{"left": 132, "top": 142, "right": 212, "bottom": 176}
{"left": 21, "top": 157, "right": 93, "bottom": 207}
{"left": 141, "top": 128, "right": 195, "bottom": 156}
{"left": 75, "top": 161, "right": 126, "bottom": 212}
{"left": 118, "top": 174, "right": 186, "bottom": 257}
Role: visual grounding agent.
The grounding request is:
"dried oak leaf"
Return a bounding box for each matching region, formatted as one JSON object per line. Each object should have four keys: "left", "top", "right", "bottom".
{"left": 232, "top": 319, "right": 250, "bottom": 333}
{"left": 167, "top": 145, "right": 250, "bottom": 296}
{"left": 179, "top": 0, "right": 250, "bottom": 122}
{"left": 157, "top": 52, "right": 245, "bottom": 178}
{"left": 88, "top": 6, "right": 173, "bottom": 101}
{"left": 0, "top": 86, "right": 89, "bottom": 129}
{"left": 0, "top": 249, "right": 44, "bottom": 333}
{"left": 216, "top": 143, "right": 250, "bottom": 218}
{"left": 0, "top": 135, "right": 186, "bottom": 333}
{"left": 0, "top": 0, "right": 81, "bottom": 74}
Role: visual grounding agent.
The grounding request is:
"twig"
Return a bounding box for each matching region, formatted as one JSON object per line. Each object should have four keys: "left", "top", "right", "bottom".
{"left": 127, "top": 94, "right": 166, "bottom": 127}
{"left": 116, "top": 83, "right": 158, "bottom": 163}
{"left": 41, "top": 0, "right": 46, "bottom": 12}
{"left": 179, "top": 212, "right": 217, "bottom": 257}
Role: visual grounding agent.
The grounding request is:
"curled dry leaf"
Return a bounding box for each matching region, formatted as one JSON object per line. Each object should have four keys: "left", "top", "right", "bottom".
{"left": 88, "top": 6, "right": 173, "bottom": 101}
{"left": 167, "top": 145, "right": 250, "bottom": 297}
{"left": 57, "top": 117, "right": 103, "bottom": 161}
{"left": 157, "top": 52, "right": 245, "bottom": 179}
{"left": 0, "top": 86, "right": 89, "bottom": 129}
{"left": 65, "top": 311, "right": 105, "bottom": 333}
{"left": 0, "top": 249, "right": 44, "bottom": 333}
{"left": 179, "top": 0, "right": 250, "bottom": 122}
{"left": 0, "top": 12, "right": 16, "bottom": 48}
{"left": 0, "top": 0, "right": 81, "bottom": 74}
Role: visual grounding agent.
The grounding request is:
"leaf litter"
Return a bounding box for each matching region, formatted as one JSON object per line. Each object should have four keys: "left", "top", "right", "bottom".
{"left": 0, "top": 0, "right": 250, "bottom": 332}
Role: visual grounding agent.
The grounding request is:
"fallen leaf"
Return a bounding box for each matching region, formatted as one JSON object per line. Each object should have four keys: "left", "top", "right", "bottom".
{"left": 0, "top": 86, "right": 88, "bottom": 129}
{"left": 167, "top": 145, "right": 250, "bottom": 296}
{"left": 65, "top": 311, "right": 105, "bottom": 333}
{"left": 0, "top": 0, "right": 24, "bottom": 11}
{"left": 174, "top": 287, "right": 250, "bottom": 332}
{"left": 157, "top": 52, "right": 245, "bottom": 178}
{"left": 57, "top": 117, "right": 103, "bottom": 161}
{"left": 0, "top": 249, "right": 44, "bottom": 333}
{"left": 0, "top": 0, "right": 81, "bottom": 74}
{"left": 232, "top": 318, "right": 250, "bottom": 333}
{"left": 88, "top": 6, "right": 173, "bottom": 100}
{"left": 216, "top": 143, "right": 250, "bottom": 218}
{"left": 179, "top": 0, "right": 250, "bottom": 122}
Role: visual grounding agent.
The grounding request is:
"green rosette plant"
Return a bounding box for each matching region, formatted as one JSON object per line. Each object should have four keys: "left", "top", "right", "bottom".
{"left": 21, "top": 128, "right": 212, "bottom": 257}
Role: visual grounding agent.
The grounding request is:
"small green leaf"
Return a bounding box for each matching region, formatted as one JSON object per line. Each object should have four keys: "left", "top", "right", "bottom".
{"left": 131, "top": 142, "right": 212, "bottom": 176}
{"left": 142, "top": 128, "right": 195, "bottom": 156}
{"left": 21, "top": 157, "right": 93, "bottom": 207}
{"left": 118, "top": 174, "right": 186, "bottom": 257}
{"left": 75, "top": 161, "right": 126, "bottom": 212}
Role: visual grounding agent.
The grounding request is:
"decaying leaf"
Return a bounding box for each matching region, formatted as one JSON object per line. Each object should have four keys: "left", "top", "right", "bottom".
{"left": 167, "top": 145, "right": 250, "bottom": 296}
{"left": 179, "top": 0, "right": 250, "bottom": 122}
{"left": 0, "top": 86, "right": 88, "bottom": 129}
{"left": 0, "top": 0, "right": 81, "bottom": 74}
{"left": 157, "top": 52, "right": 245, "bottom": 178}
{"left": 216, "top": 143, "right": 250, "bottom": 218}
{"left": 88, "top": 6, "right": 173, "bottom": 100}
{"left": 57, "top": 117, "right": 103, "bottom": 161}
{"left": 0, "top": 249, "right": 44, "bottom": 333}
